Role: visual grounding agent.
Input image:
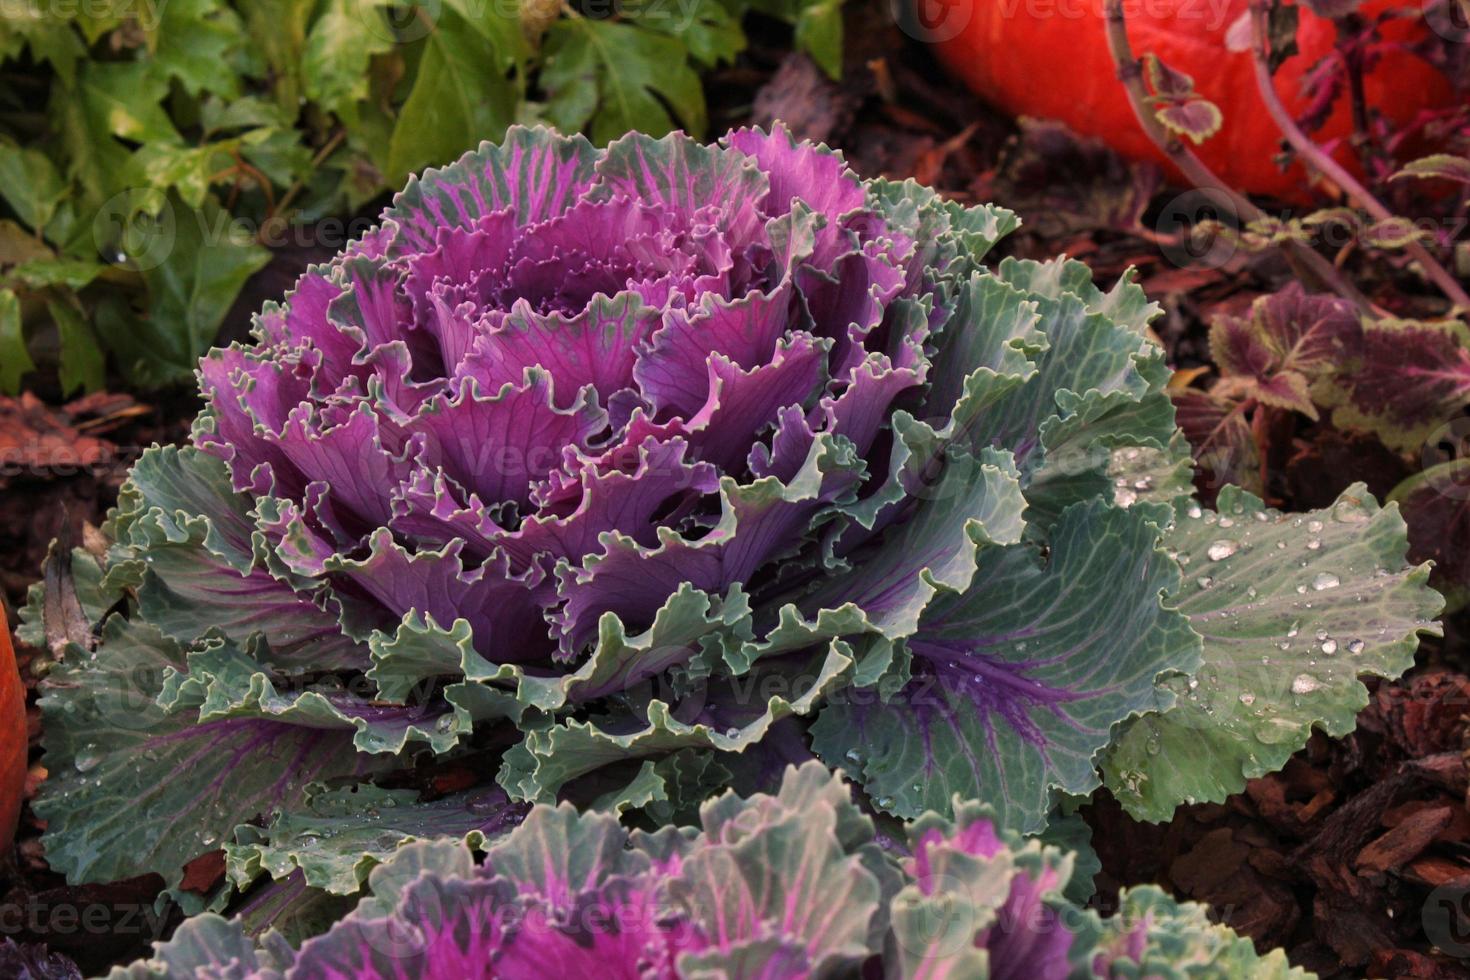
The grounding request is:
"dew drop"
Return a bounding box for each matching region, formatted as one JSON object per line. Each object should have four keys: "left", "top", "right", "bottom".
{"left": 1291, "top": 674, "right": 1320, "bottom": 695}
{"left": 1207, "top": 539, "right": 1238, "bottom": 561}
{"left": 74, "top": 745, "right": 102, "bottom": 773}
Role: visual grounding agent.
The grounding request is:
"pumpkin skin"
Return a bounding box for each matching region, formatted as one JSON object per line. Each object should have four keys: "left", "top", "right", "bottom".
{"left": 0, "top": 605, "right": 24, "bottom": 852}
{"left": 922, "top": 0, "right": 1454, "bottom": 199}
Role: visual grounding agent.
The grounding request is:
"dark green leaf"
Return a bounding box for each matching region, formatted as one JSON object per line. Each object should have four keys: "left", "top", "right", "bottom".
{"left": 139, "top": 194, "right": 270, "bottom": 379}
{"left": 385, "top": 8, "right": 519, "bottom": 185}
{"left": 0, "top": 144, "right": 67, "bottom": 234}
{"left": 47, "top": 299, "right": 105, "bottom": 396}
{"left": 794, "top": 0, "right": 843, "bottom": 78}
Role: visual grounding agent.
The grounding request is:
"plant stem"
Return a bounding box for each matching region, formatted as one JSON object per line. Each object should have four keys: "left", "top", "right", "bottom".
{"left": 1248, "top": 0, "right": 1470, "bottom": 314}
{"left": 1101, "top": 0, "right": 1373, "bottom": 312}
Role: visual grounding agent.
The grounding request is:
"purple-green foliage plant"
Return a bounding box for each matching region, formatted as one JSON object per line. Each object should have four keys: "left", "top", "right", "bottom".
{"left": 26, "top": 125, "right": 1441, "bottom": 914}
{"left": 106, "top": 764, "right": 1305, "bottom": 980}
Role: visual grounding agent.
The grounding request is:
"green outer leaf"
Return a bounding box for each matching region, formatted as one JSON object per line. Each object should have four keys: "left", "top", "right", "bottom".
{"left": 499, "top": 641, "right": 853, "bottom": 803}
{"left": 0, "top": 288, "right": 32, "bottom": 394}
{"left": 108, "top": 445, "right": 366, "bottom": 673}
{"left": 1102, "top": 484, "right": 1441, "bottom": 821}
{"left": 34, "top": 617, "right": 389, "bottom": 889}
{"left": 225, "top": 782, "right": 525, "bottom": 895}
{"left": 1108, "top": 436, "right": 1196, "bottom": 514}
{"left": 156, "top": 639, "right": 470, "bottom": 755}
{"left": 813, "top": 499, "right": 1201, "bottom": 833}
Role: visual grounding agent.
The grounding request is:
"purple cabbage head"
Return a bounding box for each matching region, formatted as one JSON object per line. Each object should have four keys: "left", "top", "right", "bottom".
{"left": 34, "top": 124, "right": 1437, "bottom": 911}
{"left": 196, "top": 125, "right": 927, "bottom": 663}
{"left": 106, "top": 765, "right": 1304, "bottom": 980}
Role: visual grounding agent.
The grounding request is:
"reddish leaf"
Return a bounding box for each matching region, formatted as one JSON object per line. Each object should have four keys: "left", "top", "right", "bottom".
{"left": 1142, "top": 52, "right": 1197, "bottom": 99}
{"left": 1361, "top": 217, "right": 1429, "bottom": 249}
{"left": 1252, "top": 369, "right": 1317, "bottom": 416}
{"left": 1391, "top": 154, "right": 1470, "bottom": 186}
{"left": 1211, "top": 284, "right": 1360, "bottom": 382}
{"left": 1329, "top": 320, "right": 1470, "bottom": 451}
{"left": 1171, "top": 388, "right": 1260, "bottom": 497}
{"left": 1154, "top": 99, "right": 1224, "bottom": 144}
{"left": 0, "top": 604, "right": 26, "bottom": 853}
{"left": 1390, "top": 459, "right": 1470, "bottom": 611}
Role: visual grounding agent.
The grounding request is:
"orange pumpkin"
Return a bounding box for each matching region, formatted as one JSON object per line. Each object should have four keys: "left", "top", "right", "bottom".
{"left": 921, "top": 0, "right": 1454, "bottom": 199}
{"left": 0, "top": 605, "right": 25, "bottom": 852}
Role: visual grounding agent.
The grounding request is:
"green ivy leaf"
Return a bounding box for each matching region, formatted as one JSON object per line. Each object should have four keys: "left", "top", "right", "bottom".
{"left": 0, "top": 144, "right": 67, "bottom": 234}
{"left": 385, "top": 8, "right": 519, "bottom": 185}
{"left": 139, "top": 193, "right": 271, "bottom": 381}
{"left": 303, "top": 0, "right": 396, "bottom": 118}
{"left": 624, "top": 0, "right": 747, "bottom": 68}
{"left": 8, "top": 257, "right": 105, "bottom": 289}
{"left": 149, "top": 0, "right": 247, "bottom": 98}
{"left": 794, "top": 0, "right": 843, "bottom": 78}
{"left": 0, "top": 288, "right": 32, "bottom": 394}
{"left": 541, "top": 17, "right": 706, "bottom": 145}
{"left": 78, "top": 60, "right": 181, "bottom": 145}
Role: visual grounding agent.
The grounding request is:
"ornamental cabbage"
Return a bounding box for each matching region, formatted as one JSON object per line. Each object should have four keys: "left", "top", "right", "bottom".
{"left": 108, "top": 764, "right": 1304, "bottom": 980}
{"left": 29, "top": 126, "right": 1440, "bottom": 908}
